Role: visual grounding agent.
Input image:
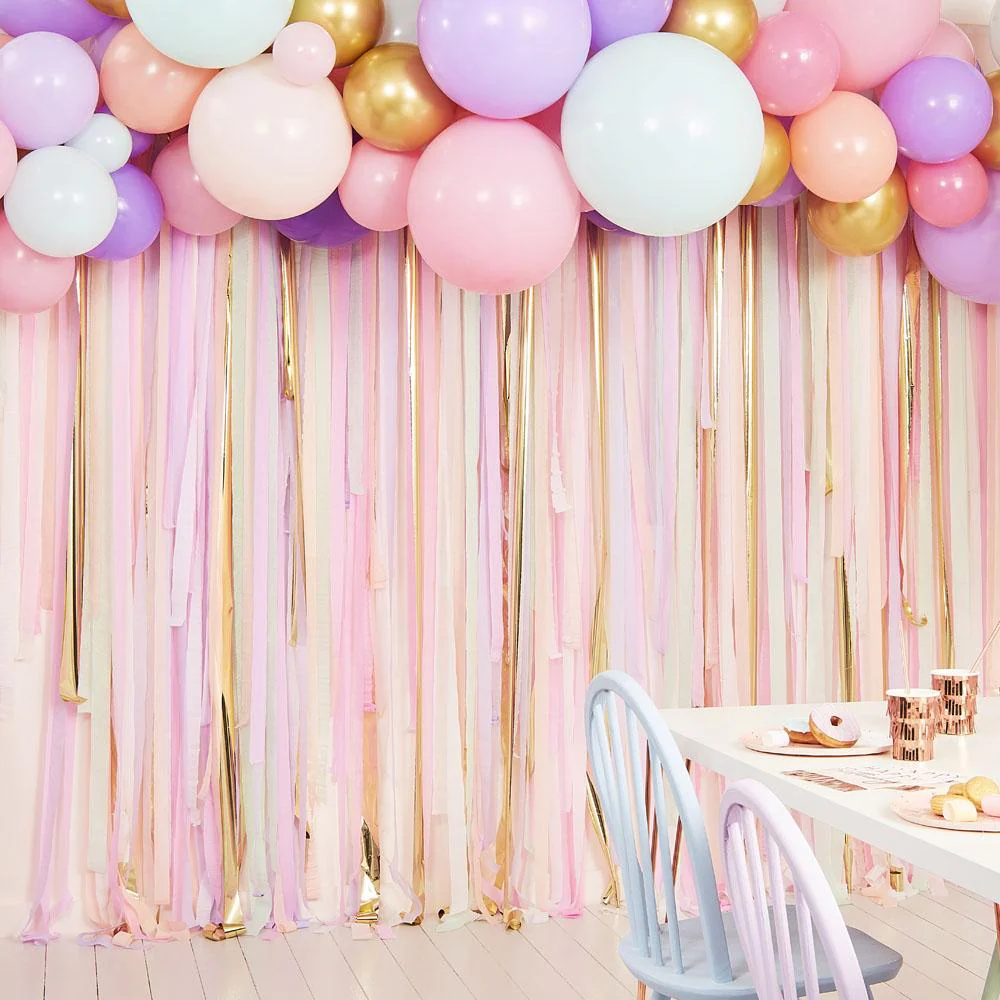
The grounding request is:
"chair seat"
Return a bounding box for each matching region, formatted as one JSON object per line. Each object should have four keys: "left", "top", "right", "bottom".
{"left": 619, "top": 905, "right": 903, "bottom": 1000}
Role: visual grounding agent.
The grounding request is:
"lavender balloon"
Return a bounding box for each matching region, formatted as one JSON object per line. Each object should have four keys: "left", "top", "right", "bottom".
{"left": 880, "top": 56, "right": 993, "bottom": 164}
{"left": 88, "top": 164, "right": 164, "bottom": 262}
{"left": 588, "top": 0, "right": 673, "bottom": 52}
{"left": 914, "top": 169, "right": 1000, "bottom": 304}
{"left": 418, "top": 0, "right": 592, "bottom": 119}
{"left": 754, "top": 165, "right": 805, "bottom": 208}
{"left": 0, "top": 32, "right": 99, "bottom": 150}
{"left": 584, "top": 209, "right": 638, "bottom": 235}
{"left": 0, "top": 0, "right": 115, "bottom": 41}
{"left": 274, "top": 190, "right": 370, "bottom": 250}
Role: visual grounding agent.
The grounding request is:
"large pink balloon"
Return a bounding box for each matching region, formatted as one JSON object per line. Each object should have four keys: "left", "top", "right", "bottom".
{"left": 187, "top": 55, "right": 352, "bottom": 221}
{"left": 0, "top": 122, "right": 14, "bottom": 198}
{"left": 785, "top": 0, "right": 939, "bottom": 92}
{"left": 407, "top": 117, "right": 580, "bottom": 294}
{"left": 741, "top": 11, "right": 840, "bottom": 117}
{"left": 151, "top": 135, "right": 242, "bottom": 237}
{"left": 907, "top": 155, "right": 987, "bottom": 228}
{"left": 339, "top": 140, "right": 419, "bottom": 232}
{"left": 0, "top": 213, "right": 76, "bottom": 315}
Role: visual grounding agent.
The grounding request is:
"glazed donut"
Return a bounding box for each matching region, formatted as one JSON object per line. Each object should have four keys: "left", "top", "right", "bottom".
{"left": 808, "top": 705, "right": 861, "bottom": 749}
{"left": 784, "top": 718, "right": 818, "bottom": 745}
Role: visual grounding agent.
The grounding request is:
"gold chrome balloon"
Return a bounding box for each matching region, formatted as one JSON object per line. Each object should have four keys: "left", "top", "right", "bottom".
{"left": 289, "top": 0, "right": 385, "bottom": 68}
{"left": 85, "top": 0, "right": 130, "bottom": 14}
{"left": 344, "top": 43, "right": 456, "bottom": 152}
{"left": 974, "top": 70, "right": 1000, "bottom": 170}
{"left": 807, "top": 169, "right": 909, "bottom": 257}
{"left": 664, "top": 0, "right": 758, "bottom": 63}
{"left": 741, "top": 114, "right": 790, "bottom": 205}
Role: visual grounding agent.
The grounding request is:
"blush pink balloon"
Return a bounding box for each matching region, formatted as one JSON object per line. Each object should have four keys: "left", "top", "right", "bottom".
{"left": 339, "top": 140, "right": 419, "bottom": 232}
{"left": 785, "top": 0, "right": 939, "bottom": 92}
{"left": 790, "top": 91, "right": 897, "bottom": 202}
{"left": 741, "top": 11, "right": 840, "bottom": 117}
{"left": 0, "top": 213, "right": 76, "bottom": 315}
{"left": 407, "top": 117, "right": 581, "bottom": 294}
{"left": 151, "top": 135, "right": 242, "bottom": 236}
{"left": 0, "top": 122, "right": 15, "bottom": 198}
{"left": 917, "top": 20, "right": 975, "bottom": 64}
{"left": 907, "top": 155, "right": 988, "bottom": 228}
{"left": 272, "top": 22, "right": 337, "bottom": 87}
{"left": 525, "top": 96, "right": 565, "bottom": 147}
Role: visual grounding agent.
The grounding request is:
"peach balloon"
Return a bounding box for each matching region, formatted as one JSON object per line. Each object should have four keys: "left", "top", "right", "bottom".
{"left": 0, "top": 123, "right": 15, "bottom": 198}
{"left": 0, "top": 213, "right": 76, "bottom": 315}
{"left": 151, "top": 136, "right": 242, "bottom": 237}
{"left": 187, "top": 55, "right": 352, "bottom": 221}
{"left": 101, "top": 24, "right": 216, "bottom": 134}
{"left": 908, "top": 155, "right": 988, "bottom": 229}
{"left": 918, "top": 20, "right": 976, "bottom": 64}
{"left": 791, "top": 91, "right": 897, "bottom": 203}
{"left": 339, "top": 140, "right": 418, "bottom": 232}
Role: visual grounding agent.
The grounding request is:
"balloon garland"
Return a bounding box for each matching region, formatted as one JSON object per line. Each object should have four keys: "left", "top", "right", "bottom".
{"left": 0, "top": 0, "right": 999, "bottom": 307}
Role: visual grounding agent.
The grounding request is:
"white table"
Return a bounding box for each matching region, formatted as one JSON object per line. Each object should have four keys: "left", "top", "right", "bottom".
{"left": 662, "top": 699, "right": 1000, "bottom": 1000}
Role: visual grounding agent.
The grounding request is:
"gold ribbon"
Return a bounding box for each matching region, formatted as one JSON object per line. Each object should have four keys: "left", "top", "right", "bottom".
{"left": 928, "top": 278, "right": 955, "bottom": 669}
{"left": 836, "top": 555, "right": 856, "bottom": 703}
{"left": 357, "top": 819, "right": 381, "bottom": 924}
{"left": 59, "top": 260, "right": 90, "bottom": 705}
{"left": 207, "top": 233, "right": 245, "bottom": 941}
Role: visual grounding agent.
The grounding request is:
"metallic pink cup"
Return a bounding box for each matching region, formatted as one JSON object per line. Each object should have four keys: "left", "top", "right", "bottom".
{"left": 887, "top": 688, "right": 941, "bottom": 762}
{"left": 931, "top": 670, "right": 979, "bottom": 735}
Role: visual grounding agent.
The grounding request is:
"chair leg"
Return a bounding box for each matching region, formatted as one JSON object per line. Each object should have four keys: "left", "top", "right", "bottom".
{"left": 866, "top": 987, "right": 875, "bottom": 1000}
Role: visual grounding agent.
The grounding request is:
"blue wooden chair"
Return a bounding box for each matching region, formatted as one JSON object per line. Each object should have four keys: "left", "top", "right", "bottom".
{"left": 585, "top": 671, "right": 902, "bottom": 999}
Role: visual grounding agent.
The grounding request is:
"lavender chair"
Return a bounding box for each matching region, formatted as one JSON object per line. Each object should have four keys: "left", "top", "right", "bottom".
{"left": 720, "top": 779, "right": 903, "bottom": 1000}
{"left": 586, "top": 672, "right": 901, "bottom": 1000}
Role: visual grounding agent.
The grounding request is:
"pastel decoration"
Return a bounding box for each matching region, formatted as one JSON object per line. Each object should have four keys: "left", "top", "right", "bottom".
{"left": 918, "top": 20, "right": 975, "bottom": 65}
{"left": 272, "top": 21, "right": 337, "bottom": 86}
{"left": 88, "top": 164, "right": 164, "bottom": 262}
{"left": 942, "top": 798, "right": 978, "bottom": 823}
{"left": 0, "top": 212, "right": 76, "bottom": 315}
{"left": 907, "top": 156, "right": 988, "bottom": 230}
{"left": 981, "top": 795, "right": 1000, "bottom": 818}
{"left": 0, "top": 0, "right": 114, "bottom": 41}
{"left": 587, "top": 0, "right": 673, "bottom": 52}
{"left": 761, "top": 730, "right": 791, "bottom": 749}
{"left": 0, "top": 122, "right": 15, "bottom": 199}
{"left": 338, "top": 140, "right": 419, "bottom": 233}
{"left": 67, "top": 114, "right": 133, "bottom": 173}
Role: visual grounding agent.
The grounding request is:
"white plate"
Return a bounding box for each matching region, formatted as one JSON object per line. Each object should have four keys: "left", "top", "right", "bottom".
{"left": 742, "top": 730, "right": 892, "bottom": 757}
{"left": 891, "top": 791, "right": 1000, "bottom": 833}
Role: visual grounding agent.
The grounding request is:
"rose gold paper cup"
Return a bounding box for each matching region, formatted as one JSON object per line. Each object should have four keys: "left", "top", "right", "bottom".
{"left": 931, "top": 670, "right": 979, "bottom": 735}
{"left": 887, "top": 688, "right": 941, "bottom": 761}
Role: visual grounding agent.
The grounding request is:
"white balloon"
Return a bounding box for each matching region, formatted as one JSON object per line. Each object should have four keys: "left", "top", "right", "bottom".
{"left": 67, "top": 114, "right": 133, "bottom": 173}
{"left": 380, "top": 0, "right": 419, "bottom": 44}
{"left": 561, "top": 32, "right": 764, "bottom": 237}
{"left": 754, "top": 0, "right": 787, "bottom": 17}
{"left": 5, "top": 146, "right": 118, "bottom": 257}
{"left": 128, "top": 0, "right": 294, "bottom": 69}
{"left": 992, "top": 0, "right": 1000, "bottom": 66}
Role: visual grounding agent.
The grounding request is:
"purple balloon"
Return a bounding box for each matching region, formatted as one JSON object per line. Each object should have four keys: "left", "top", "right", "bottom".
{"left": 584, "top": 209, "right": 638, "bottom": 235}
{"left": 86, "top": 21, "right": 125, "bottom": 69}
{"left": 880, "top": 56, "right": 993, "bottom": 165}
{"left": 418, "top": 0, "right": 592, "bottom": 119}
{"left": 274, "top": 190, "right": 370, "bottom": 250}
{"left": 0, "top": 31, "right": 99, "bottom": 150}
{"left": 88, "top": 165, "right": 164, "bottom": 262}
{"left": 754, "top": 165, "right": 805, "bottom": 208}
{"left": 587, "top": 0, "right": 673, "bottom": 52}
{"left": 0, "top": 0, "right": 115, "bottom": 41}
{"left": 914, "top": 169, "right": 1000, "bottom": 304}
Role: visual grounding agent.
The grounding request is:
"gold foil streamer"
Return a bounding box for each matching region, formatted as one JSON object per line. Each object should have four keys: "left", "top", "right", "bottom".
{"left": 357, "top": 819, "right": 381, "bottom": 923}
{"left": 740, "top": 208, "right": 759, "bottom": 707}
{"left": 206, "top": 233, "right": 245, "bottom": 941}
{"left": 928, "top": 278, "right": 955, "bottom": 670}
{"left": 836, "top": 556, "right": 856, "bottom": 703}
{"left": 278, "top": 237, "right": 308, "bottom": 647}
{"left": 405, "top": 230, "right": 425, "bottom": 920}
{"left": 888, "top": 866, "right": 905, "bottom": 893}
{"left": 59, "top": 260, "right": 89, "bottom": 705}
{"left": 584, "top": 224, "right": 622, "bottom": 911}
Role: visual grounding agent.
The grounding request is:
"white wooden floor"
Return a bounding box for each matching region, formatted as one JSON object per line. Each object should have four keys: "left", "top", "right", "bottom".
{"left": 0, "top": 888, "right": 993, "bottom": 1000}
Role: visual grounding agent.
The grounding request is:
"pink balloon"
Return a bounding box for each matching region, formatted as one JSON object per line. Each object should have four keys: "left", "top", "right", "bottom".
{"left": 407, "top": 117, "right": 580, "bottom": 294}
{"left": 151, "top": 135, "right": 242, "bottom": 237}
{"left": 272, "top": 22, "right": 337, "bottom": 87}
{"left": 525, "top": 96, "right": 565, "bottom": 147}
{"left": 187, "top": 55, "right": 352, "bottom": 221}
{"left": 0, "top": 122, "right": 15, "bottom": 198}
{"left": 741, "top": 11, "right": 840, "bottom": 117}
{"left": 0, "top": 213, "right": 76, "bottom": 315}
{"left": 785, "top": 0, "right": 939, "bottom": 92}
{"left": 908, "top": 155, "right": 988, "bottom": 229}
{"left": 917, "top": 20, "right": 975, "bottom": 64}
{"left": 339, "top": 140, "right": 419, "bottom": 232}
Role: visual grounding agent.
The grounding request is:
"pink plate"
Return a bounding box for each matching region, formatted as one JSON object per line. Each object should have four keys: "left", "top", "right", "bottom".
{"left": 890, "top": 791, "right": 1000, "bottom": 832}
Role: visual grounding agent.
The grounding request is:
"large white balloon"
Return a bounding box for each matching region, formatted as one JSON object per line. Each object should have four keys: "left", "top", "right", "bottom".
{"left": 380, "top": 0, "right": 419, "bottom": 43}
{"left": 561, "top": 32, "right": 764, "bottom": 237}
{"left": 754, "top": 0, "right": 787, "bottom": 16}
{"left": 5, "top": 147, "right": 118, "bottom": 257}
{"left": 67, "top": 114, "right": 133, "bottom": 173}
{"left": 127, "top": 0, "right": 294, "bottom": 69}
